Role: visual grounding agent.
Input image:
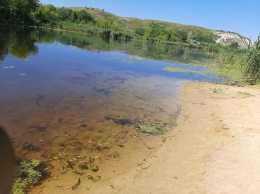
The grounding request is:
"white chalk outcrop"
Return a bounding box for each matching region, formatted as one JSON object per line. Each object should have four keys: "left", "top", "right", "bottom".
{"left": 213, "top": 31, "right": 255, "bottom": 49}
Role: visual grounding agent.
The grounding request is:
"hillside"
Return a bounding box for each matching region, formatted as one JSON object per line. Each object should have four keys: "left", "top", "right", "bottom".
{"left": 0, "top": 0, "right": 254, "bottom": 48}
{"left": 213, "top": 31, "right": 255, "bottom": 48}
{"left": 70, "top": 7, "right": 254, "bottom": 48}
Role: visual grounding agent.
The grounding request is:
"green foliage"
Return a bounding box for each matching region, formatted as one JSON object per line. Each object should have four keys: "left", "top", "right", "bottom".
{"left": 1, "top": 3, "right": 220, "bottom": 45}
{"left": 9, "top": 0, "right": 39, "bottom": 24}
{"left": 12, "top": 160, "right": 42, "bottom": 194}
{"left": 217, "top": 48, "right": 244, "bottom": 66}
{"left": 0, "top": 2, "right": 222, "bottom": 47}
{"left": 139, "top": 124, "right": 165, "bottom": 135}
{"left": 163, "top": 119, "right": 177, "bottom": 127}
{"left": 243, "top": 38, "right": 260, "bottom": 84}
{"left": 149, "top": 22, "right": 165, "bottom": 38}
{"left": 33, "top": 4, "right": 58, "bottom": 24}
{"left": 192, "top": 31, "right": 215, "bottom": 43}
{"left": 229, "top": 42, "right": 239, "bottom": 49}
{"left": 208, "top": 43, "right": 220, "bottom": 53}
{"left": 0, "top": 0, "right": 10, "bottom": 21}
{"left": 135, "top": 28, "right": 145, "bottom": 36}
{"left": 87, "top": 164, "right": 99, "bottom": 172}
{"left": 96, "top": 19, "right": 122, "bottom": 31}
{"left": 77, "top": 10, "right": 95, "bottom": 23}
{"left": 214, "top": 47, "right": 245, "bottom": 80}
{"left": 215, "top": 37, "right": 260, "bottom": 84}
{"left": 57, "top": 7, "right": 72, "bottom": 21}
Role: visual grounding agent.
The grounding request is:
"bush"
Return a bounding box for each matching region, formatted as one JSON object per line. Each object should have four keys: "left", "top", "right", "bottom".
{"left": 243, "top": 38, "right": 260, "bottom": 84}
{"left": 192, "top": 32, "right": 215, "bottom": 43}
{"left": 215, "top": 37, "right": 260, "bottom": 84}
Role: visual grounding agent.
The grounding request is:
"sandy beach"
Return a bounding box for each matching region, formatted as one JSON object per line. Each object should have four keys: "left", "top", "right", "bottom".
{"left": 32, "top": 82, "right": 260, "bottom": 194}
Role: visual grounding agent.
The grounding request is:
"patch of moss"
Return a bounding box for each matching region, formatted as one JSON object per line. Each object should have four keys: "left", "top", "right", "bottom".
{"left": 138, "top": 124, "right": 165, "bottom": 135}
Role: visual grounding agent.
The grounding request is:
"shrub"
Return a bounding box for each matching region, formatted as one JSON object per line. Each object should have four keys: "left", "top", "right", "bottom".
{"left": 243, "top": 38, "right": 260, "bottom": 84}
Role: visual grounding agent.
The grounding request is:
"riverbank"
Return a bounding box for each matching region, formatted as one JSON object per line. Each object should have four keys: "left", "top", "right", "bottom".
{"left": 31, "top": 82, "right": 260, "bottom": 193}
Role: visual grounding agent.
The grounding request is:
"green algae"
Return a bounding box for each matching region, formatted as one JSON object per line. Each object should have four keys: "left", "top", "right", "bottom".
{"left": 162, "top": 66, "right": 206, "bottom": 75}
{"left": 138, "top": 124, "right": 165, "bottom": 135}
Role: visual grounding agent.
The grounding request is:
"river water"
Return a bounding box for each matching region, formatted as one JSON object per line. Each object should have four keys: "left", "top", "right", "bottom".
{"left": 0, "top": 25, "right": 220, "bottom": 182}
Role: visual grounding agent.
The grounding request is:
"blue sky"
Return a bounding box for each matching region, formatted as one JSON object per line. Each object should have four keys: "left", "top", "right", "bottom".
{"left": 39, "top": 0, "right": 260, "bottom": 41}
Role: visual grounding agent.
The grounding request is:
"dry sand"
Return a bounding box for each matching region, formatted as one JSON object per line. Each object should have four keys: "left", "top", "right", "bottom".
{"left": 31, "top": 82, "right": 260, "bottom": 194}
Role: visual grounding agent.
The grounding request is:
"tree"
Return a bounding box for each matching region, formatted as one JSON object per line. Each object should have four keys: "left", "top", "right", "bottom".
{"left": 193, "top": 32, "right": 214, "bottom": 43}
{"left": 174, "top": 30, "right": 188, "bottom": 42}
{"left": 33, "top": 4, "right": 58, "bottom": 24}
{"left": 57, "top": 7, "right": 72, "bottom": 21}
{"left": 135, "top": 28, "right": 145, "bottom": 36}
{"left": 149, "top": 22, "right": 165, "bottom": 38}
{"left": 9, "top": 0, "right": 39, "bottom": 24}
{"left": 0, "top": 0, "right": 10, "bottom": 20}
{"left": 70, "top": 11, "right": 78, "bottom": 22}
{"left": 77, "top": 10, "right": 94, "bottom": 23}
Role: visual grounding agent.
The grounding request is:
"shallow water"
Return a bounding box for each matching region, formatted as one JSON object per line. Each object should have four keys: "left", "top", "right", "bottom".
{"left": 0, "top": 26, "right": 221, "bottom": 183}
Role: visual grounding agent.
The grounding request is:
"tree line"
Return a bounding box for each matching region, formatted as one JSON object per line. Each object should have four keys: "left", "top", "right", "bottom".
{"left": 1, "top": 1, "right": 259, "bottom": 84}
{"left": 0, "top": 0, "right": 218, "bottom": 44}
{"left": 0, "top": 1, "right": 94, "bottom": 25}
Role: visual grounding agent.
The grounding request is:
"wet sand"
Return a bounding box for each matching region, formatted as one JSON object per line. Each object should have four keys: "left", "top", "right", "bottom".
{"left": 90, "top": 82, "right": 259, "bottom": 194}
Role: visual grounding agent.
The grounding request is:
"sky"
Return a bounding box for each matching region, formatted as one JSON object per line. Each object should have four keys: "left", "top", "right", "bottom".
{"left": 39, "top": 0, "right": 260, "bottom": 41}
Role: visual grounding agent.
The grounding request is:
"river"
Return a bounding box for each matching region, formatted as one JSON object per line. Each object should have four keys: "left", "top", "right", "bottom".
{"left": 0, "top": 25, "right": 221, "bottom": 190}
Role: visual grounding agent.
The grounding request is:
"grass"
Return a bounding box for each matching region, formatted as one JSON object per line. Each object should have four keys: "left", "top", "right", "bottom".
{"left": 243, "top": 41, "right": 260, "bottom": 84}
{"left": 208, "top": 39, "right": 260, "bottom": 85}
{"left": 214, "top": 48, "right": 245, "bottom": 79}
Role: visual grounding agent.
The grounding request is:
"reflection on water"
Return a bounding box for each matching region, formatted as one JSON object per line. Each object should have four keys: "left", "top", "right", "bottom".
{"left": 0, "top": 25, "right": 214, "bottom": 63}
{"left": 0, "top": 25, "right": 219, "bottom": 186}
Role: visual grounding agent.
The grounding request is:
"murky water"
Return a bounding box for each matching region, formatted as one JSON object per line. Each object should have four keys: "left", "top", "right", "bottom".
{"left": 0, "top": 25, "right": 220, "bottom": 183}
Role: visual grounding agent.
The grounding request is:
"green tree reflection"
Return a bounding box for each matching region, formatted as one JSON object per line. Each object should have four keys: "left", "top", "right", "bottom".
{"left": 0, "top": 25, "right": 211, "bottom": 64}
{"left": 9, "top": 38, "right": 38, "bottom": 59}
{"left": 0, "top": 26, "right": 38, "bottom": 60}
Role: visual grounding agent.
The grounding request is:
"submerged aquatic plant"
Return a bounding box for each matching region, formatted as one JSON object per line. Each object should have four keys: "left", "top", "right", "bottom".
{"left": 138, "top": 124, "right": 165, "bottom": 135}
{"left": 78, "top": 163, "right": 99, "bottom": 172}
{"left": 163, "top": 118, "right": 177, "bottom": 127}
{"left": 12, "top": 160, "right": 42, "bottom": 194}
{"left": 162, "top": 66, "right": 206, "bottom": 75}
